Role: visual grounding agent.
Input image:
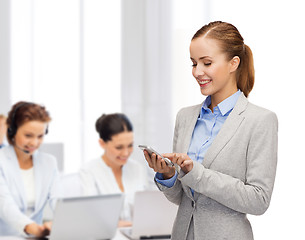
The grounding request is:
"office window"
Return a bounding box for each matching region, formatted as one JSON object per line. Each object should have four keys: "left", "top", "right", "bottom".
{"left": 10, "top": 0, "right": 121, "bottom": 173}
{"left": 171, "top": 0, "right": 209, "bottom": 118}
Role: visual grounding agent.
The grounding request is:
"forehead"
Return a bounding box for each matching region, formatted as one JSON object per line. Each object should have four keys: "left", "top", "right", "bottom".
{"left": 110, "top": 131, "right": 133, "bottom": 144}
{"left": 190, "top": 37, "right": 223, "bottom": 60}
{"left": 18, "top": 120, "right": 47, "bottom": 132}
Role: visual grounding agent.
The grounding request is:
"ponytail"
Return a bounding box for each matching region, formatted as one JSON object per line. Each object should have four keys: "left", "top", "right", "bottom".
{"left": 237, "top": 44, "right": 254, "bottom": 97}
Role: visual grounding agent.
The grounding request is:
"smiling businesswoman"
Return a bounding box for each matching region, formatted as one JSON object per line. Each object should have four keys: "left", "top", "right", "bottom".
{"left": 143, "top": 21, "right": 278, "bottom": 240}
{"left": 0, "top": 102, "right": 60, "bottom": 237}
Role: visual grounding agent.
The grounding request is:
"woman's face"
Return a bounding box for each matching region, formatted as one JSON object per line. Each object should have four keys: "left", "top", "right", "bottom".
{"left": 14, "top": 120, "right": 47, "bottom": 155}
{"left": 190, "top": 36, "right": 239, "bottom": 103}
{"left": 100, "top": 131, "right": 134, "bottom": 168}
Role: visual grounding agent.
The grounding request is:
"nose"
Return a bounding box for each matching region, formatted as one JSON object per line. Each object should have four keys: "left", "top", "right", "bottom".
{"left": 193, "top": 64, "right": 205, "bottom": 78}
{"left": 122, "top": 148, "right": 131, "bottom": 157}
{"left": 29, "top": 137, "right": 41, "bottom": 146}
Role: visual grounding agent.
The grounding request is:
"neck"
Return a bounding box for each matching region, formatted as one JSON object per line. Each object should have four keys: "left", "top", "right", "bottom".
{"left": 102, "top": 155, "right": 122, "bottom": 172}
{"left": 209, "top": 88, "right": 238, "bottom": 112}
{"left": 102, "top": 155, "right": 124, "bottom": 192}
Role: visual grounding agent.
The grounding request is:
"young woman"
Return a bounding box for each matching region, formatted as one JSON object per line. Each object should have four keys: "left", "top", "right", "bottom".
{"left": 79, "top": 113, "right": 148, "bottom": 227}
{"left": 144, "top": 21, "right": 278, "bottom": 239}
{"left": 0, "top": 101, "right": 60, "bottom": 237}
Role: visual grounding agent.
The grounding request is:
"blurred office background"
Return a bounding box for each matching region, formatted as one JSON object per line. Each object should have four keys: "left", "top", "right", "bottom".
{"left": 0, "top": 0, "right": 304, "bottom": 238}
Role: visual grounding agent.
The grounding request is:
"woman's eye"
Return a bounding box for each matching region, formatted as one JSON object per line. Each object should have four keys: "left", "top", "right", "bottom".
{"left": 204, "top": 63, "right": 211, "bottom": 66}
{"left": 192, "top": 63, "right": 197, "bottom": 67}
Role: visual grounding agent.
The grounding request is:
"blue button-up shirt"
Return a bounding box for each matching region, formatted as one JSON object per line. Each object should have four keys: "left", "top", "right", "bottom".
{"left": 155, "top": 90, "right": 241, "bottom": 187}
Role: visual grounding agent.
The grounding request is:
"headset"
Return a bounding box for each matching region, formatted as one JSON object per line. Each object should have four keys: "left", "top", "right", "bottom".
{"left": 7, "top": 102, "right": 49, "bottom": 139}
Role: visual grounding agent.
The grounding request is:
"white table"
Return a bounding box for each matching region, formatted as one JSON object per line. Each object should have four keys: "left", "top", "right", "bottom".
{"left": 0, "top": 229, "right": 128, "bottom": 240}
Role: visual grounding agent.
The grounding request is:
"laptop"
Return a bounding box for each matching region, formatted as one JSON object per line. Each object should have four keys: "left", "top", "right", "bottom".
{"left": 120, "top": 191, "right": 178, "bottom": 239}
{"left": 48, "top": 194, "right": 124, "bottom": 240}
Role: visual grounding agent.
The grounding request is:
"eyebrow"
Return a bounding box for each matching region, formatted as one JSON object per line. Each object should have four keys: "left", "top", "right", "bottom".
{"left": 190, "top": 56, "right": 210, "bottom": 61}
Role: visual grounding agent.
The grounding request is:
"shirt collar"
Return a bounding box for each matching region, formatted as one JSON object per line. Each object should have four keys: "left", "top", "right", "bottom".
{"left": 201, "top": 90, "right": 241, "bottom": 117}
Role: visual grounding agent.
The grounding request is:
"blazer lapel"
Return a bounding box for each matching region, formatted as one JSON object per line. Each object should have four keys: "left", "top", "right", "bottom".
{"left": 181, "top": 104, "right": 202, "bottom": 153}
{"left": 203, "top": 93, "right": 248, "bottom": 168}
{"left": 7, "top": 146, "right": 28, "bottom": 209}
{"left": 178, "top": 104, "right": 202, "bottom": 200}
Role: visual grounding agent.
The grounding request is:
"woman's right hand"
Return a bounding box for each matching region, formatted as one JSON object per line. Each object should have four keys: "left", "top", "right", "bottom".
{"left": 118, "top": 220, "right": 132, "bottom": 228}
{"left": 24, "top": 222, "right": 50, "bottom": 237}
{"left": 143, "top": 150, "right": 175, "bottom": 179}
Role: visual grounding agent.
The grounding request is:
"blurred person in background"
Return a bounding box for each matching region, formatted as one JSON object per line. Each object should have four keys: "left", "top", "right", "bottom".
{"left": 0, "top": 102, "right": 61, "bottom": 237}
{"left": 80, "top": 113, "right": 149, "bottom": 227}
{"left": 0, "top": 114, "right": 7, "bottom": 149}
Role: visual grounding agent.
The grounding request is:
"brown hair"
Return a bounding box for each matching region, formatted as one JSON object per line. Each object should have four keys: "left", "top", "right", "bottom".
{"left": 6, "top": 101, "right": 51, "bottom": 144}
{"left": 192, "top": 21, "right": 254, "bottom": 97}
{"left": 95, "top": 113, "right": 133, "bottom": 142}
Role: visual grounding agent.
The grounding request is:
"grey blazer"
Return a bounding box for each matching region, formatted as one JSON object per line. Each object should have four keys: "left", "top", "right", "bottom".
{"left": 156, "top": 93, "right": 278, "bottom": 240}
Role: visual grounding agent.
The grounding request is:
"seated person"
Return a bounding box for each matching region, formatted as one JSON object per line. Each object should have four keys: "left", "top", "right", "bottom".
{"left": 0, "top": 114, "right": 7, "bottom": 149}
{"left": 0, "top": 102, "right": 61, "bottom": 237}
{"left": 80, "top": 113, "right": 148, "bottom": 227}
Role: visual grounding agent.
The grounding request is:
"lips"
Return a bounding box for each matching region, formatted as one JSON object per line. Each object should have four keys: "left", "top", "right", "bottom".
{"left": 198, "top": 79, "right": 212, "bottom": 87}
{"left": 25, "top": 146, "right": 36, "bottom": 152}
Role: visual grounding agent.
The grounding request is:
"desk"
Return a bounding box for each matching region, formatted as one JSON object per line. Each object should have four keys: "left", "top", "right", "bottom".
{"left": 0, "top": 229, "right": 169, "bottom": 240}
{"left": 0, "top": 229, "right": 126, "bottom": 240}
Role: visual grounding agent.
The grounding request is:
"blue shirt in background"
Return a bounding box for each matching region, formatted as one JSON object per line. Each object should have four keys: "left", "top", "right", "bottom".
{"left": 155, "top": 90, "right": 241, "bottom": 188}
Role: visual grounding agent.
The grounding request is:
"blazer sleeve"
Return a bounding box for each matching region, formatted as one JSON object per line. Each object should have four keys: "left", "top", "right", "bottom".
{"left": 179, "top": 111, "right": 278, "bottom": 215}
{"left": 0, "top": 161, "right": 34, "bottom": 235}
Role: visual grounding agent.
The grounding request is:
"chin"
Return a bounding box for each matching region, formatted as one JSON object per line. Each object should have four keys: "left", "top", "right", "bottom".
{"left": 117, "top": 159, "right": 128, "bottom": 165}
{"left": 200, "top": 89, "right": 211, "bottom": 96}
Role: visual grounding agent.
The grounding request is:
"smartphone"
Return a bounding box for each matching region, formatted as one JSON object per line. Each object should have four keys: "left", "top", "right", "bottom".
{"left": 138, "top": 144, "right": 174, "bottom": 167}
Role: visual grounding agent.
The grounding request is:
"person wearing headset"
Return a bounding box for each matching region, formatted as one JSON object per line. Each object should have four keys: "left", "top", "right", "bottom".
{"left": 0, "top": 101, "right": 61, "bottom": 237}
{"left": 80, "top": 113, "right": 149, "bottom": 227}
{"left": 143, "top": 21, "right": 278, "bottom": 239}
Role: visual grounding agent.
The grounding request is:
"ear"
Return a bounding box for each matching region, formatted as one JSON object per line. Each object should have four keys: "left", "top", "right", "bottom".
{"left": 98, "top": 138, "right": 106, "bottom": 149}
{"left": 230, "top": 56, "right": 240, "bottom": 73}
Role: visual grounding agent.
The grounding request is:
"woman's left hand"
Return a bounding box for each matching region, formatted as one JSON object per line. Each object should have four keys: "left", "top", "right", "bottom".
{"left": 163, "top": 153, "right": 193, "bottom": 174}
